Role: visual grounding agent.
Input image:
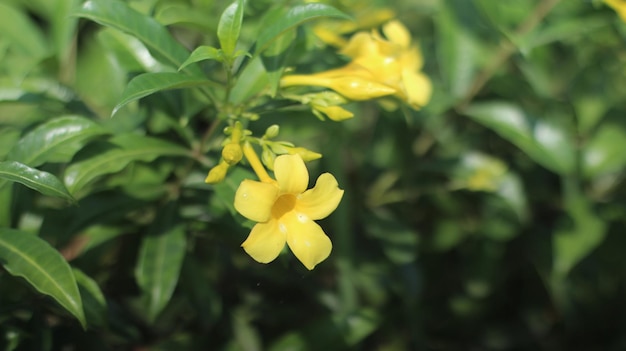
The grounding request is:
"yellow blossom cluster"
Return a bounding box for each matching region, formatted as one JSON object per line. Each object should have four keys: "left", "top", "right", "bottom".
{"left": 281, "top": 20, "right": 432, "bottom": 110}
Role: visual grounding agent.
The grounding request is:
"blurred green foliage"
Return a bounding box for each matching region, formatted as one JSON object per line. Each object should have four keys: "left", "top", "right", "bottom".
{"left": 2, "top": 0, "right": 626, "bottom": 349}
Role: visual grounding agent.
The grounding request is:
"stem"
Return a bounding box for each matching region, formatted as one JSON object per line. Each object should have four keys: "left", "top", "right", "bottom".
{"left": 456, "top": 0, "right": 562, "bottom": 110}
{"left": 243, "top": 142, "right": 272, "bottom": 183}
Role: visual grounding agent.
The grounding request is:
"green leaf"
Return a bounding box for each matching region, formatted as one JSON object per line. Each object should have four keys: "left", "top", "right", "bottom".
{"left": 0, "top": 228, "right": 85, "bottom": 327}
{"left": 583, "top": 124, "right": 626, "bottom": 178}
{"left": 64, "top": 134, "right": 190, "bottom": 194}
{"left": 73, "top": 268, "right": 107, "bottom": 328}
{"left": 217, "top": 0, "right": 245, "bottom": 56}
{"left": 135, "top": 203, "right": 186, "bottom": 323}
{"left": 0, "top": 161, "right": 74, "bottom": 201}
{"left": 112, "top": 72, "right": 213, "bottom": 116}
{"left": 179, "top": 46, "right": 222, "bottom": 71}
{"left": 464, "top": 102, "right": 575, "bottom": 174}
{"left": 553, "top": 190, "right": 606, "bottom": 277}
{"left": 74, "top": 0, "right": 201, "bottom": 75}
{"left": 436, "top": 2, "right": 480, "bottom": 100}
{"left": 0, "top": 3, "right": 49, "bottom": 59}
{"left": 228, "top": 56, "right": 269, "bottom": 104}
{"left": 261, "top": 28, "right": 297, "bottom": 97}
{"left": 254, "top": 3, "right": 350, "bottom": 56}
{"left": 8, "top": 115, "right": 109, "bottom": 167}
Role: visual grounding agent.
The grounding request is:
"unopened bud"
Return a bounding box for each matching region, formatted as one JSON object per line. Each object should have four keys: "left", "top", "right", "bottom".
{"left": 262, "top": 147, "right": 276, "bottom": 171}
{"left": 287, "top": 147, "right": 322, "bottom": 161}
{"left": 222, "top": 143, "right": 243, "bottom": 165}
{"left": 205, "top": 161, "right": 229, "bottom": 184}
{"left": 264, "top": 125, "right": 280, "bottom": 139}
{"left": 312, "top": 105, "right": 354, "bottom": 121}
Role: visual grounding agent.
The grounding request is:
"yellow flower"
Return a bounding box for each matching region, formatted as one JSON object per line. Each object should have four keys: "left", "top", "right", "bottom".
{"left": 234, "top": 154, "right": 344, "bottom": 270}
{"left": 605, "top": 0, "right": 626, "bottom": 22}
{"left": 281, "top": 20, "right": 431, "bottom": 110}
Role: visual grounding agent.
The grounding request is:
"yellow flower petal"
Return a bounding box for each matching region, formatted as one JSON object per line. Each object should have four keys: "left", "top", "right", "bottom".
{"left": 234, "top": 180, "right": 279, "bottom": 222}
{"left": 402, "top": 70, "right": 432, "bottom": 109}
{"left": 340, "top": 32, "right": 377, "bottom": 59}
{"left": 329, "top": 76, "right": 396, "bottom": 100}
{"left": 297, "top": 173, "right": 344, "bottom": 220}
{"left": 241, "top": 221, "right": 286, "bottom": 263}
{"left": 382, "top": 20, "right": 411, "bottom": 48}
{"left": 274, "top": 154, "right": 309, "bottom": 194}
{"left": 282, "top": 211, "right": 332, "bottom": 270}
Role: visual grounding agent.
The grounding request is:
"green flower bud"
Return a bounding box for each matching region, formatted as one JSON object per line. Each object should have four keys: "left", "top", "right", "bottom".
{"left": 264, "top": 125, "right": 280, "bottom": 139}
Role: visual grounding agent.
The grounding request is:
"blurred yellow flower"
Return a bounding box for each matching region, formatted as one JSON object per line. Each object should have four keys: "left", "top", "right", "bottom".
{"left": 234, "top": 154, "right": 344, "bottom": 270}
{"left": 281, "top": 20, "right": 431, "bottom": 110}
{"left": 605, "top": 0, "right": 626, "bottom": 22}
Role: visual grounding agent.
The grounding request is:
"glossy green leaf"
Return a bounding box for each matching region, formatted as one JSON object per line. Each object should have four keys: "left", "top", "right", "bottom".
{"left": 464, "top": 102, "right": 575, "bottom": 174}
{"left": 254, "top": 3, "right": 350, "bottom": 56}
{"left": 179, "top": 46, "right": 222, "bottom": 71}
{"left": 73, "top": 268, "right": 107, "bottom": 328}
{"left": 217, "top": 0, "right": 245, "bottom": 56}
{"left": 64, "top": 134, "right": 190, "bottom": 194}
{"left": 74, "top": 0, "right": 201, "bottom": 75}
{"left": 97, "top": 28, "right": 169, "bottom": 73}
{"left": 135, "top": 203, "right": 187, "bottom": 323}
{"left": 0, "top": 161, "right": 74, "bottom": 201}
{"left": 583, "top": 124, "right": 626, "bottom": 178}
{"left": 0, "top": 228, "right": 85, "bottom": 327}
{"left": 8, "top": 115, "right": 109, "bottom": 167}
{"left": 112, "top": 72, "right": 213, "bottom": 116}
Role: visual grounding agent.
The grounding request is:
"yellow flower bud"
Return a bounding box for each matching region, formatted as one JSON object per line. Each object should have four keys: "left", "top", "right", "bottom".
{"left": 312, "top": 105, "right": 354, "bottom": 121}
{"left": 205, "top": 161, "right": 229, "bottom": 184}
{"left": 222, "top": 143, "right": 243, "bottom": 165}
{"left": 287, "top": 147, "right": 322, "bottom": 161}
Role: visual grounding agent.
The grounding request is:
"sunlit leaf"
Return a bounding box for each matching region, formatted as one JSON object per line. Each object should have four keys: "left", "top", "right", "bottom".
{"left": 0, "top": 228, "right": 85, "bottom": 327}
{"left": 583, "top": 124, "right": 626, "bottom": 178}
{"left": 464, "top": 102, "right": 575, "bottom": 174}
{"left": 0, "top": 161, "right": 74, "bottom": 202}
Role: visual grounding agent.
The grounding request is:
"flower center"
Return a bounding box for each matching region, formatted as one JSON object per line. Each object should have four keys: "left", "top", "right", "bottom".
{"left": 271, "top": 194, "right": 296, "bottom": 219}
